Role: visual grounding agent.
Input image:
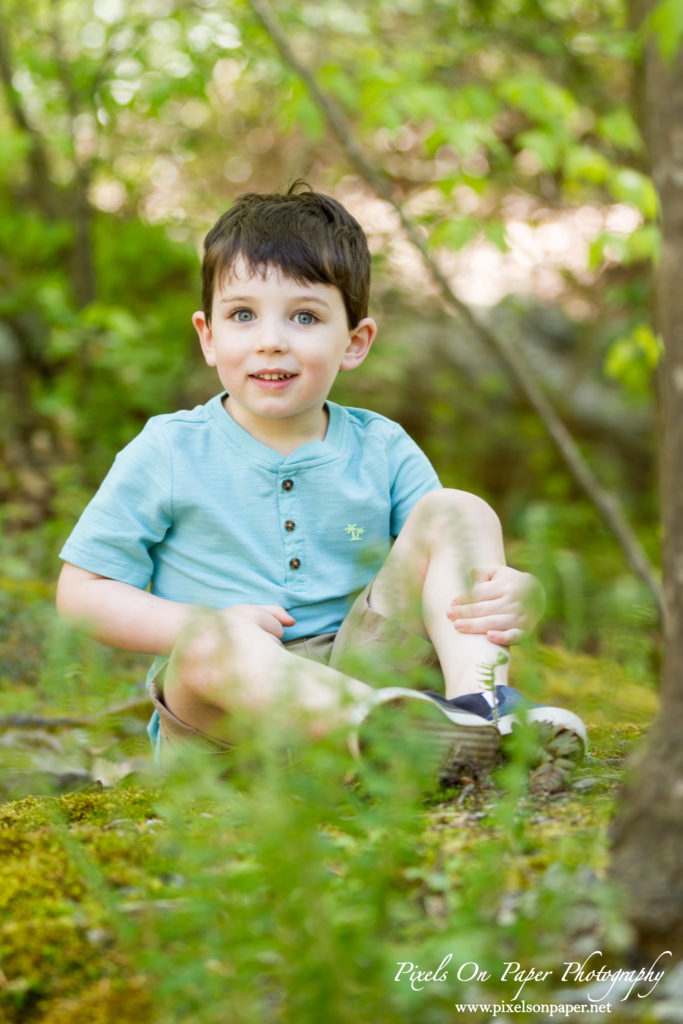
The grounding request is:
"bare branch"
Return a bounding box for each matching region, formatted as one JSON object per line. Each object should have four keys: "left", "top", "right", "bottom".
{"left": 247, "top": 0, "right": 663, "bottom": 617}
{"left": 0, "top": 7, "right": 59, "bottom": 216}
{"left": 49, "top": 0, "right": 96, "bottom": 307}
{"left": 0, "top": 696, "right": 151, "bottom": 732}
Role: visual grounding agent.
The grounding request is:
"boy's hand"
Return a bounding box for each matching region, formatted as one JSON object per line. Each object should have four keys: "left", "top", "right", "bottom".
{"left": 223, "top": 604, "right": 295, "bottom": 640}
{"left": 447, "top": 566, "right": 545, "bottom": 646}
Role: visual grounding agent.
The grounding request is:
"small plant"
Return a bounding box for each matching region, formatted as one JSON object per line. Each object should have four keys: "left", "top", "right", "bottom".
{"left": 476, "top": 649, "right": 510, "bottom": 726}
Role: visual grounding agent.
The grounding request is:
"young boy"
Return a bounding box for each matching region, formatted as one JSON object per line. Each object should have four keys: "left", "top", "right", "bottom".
{"left": 56, "top": 182, "right": 586, "bottom": 779}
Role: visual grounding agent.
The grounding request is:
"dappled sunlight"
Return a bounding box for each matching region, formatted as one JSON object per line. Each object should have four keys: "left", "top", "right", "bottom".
{"left": 339, "top": 181, "right": 643, "bottom": 311}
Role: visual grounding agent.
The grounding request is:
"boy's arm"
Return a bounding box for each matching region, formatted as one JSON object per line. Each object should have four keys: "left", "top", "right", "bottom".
{"left": 56, "top": 563, "right": 294, "bottom": 655}
{"left": 447, "top": 565, "right": 546, "bottom": 646}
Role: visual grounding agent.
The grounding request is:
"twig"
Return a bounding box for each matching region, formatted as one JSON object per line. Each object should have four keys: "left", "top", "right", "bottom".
{"left": 0, "top": 696, "right": 151, "bottom": 731}
{"left": 247, "top": 0, "right": 663, "bottom": 619}
{"left": 48, "top": 0, "right": 97, "bottom": 308}
{"left": 0, "top": 5, "right": 60, "bottom": 218}
{"left": 119, "top": 897, "right": 188, "bottom": 915}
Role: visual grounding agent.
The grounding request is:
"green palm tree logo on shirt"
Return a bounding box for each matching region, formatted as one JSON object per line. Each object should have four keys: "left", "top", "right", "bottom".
{"left": 345, "top": 524, "right": 366, "bottom": 542}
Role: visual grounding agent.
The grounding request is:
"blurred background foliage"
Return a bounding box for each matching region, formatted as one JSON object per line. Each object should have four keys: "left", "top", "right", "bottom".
{"left": 0, "top": 0, "right": 661, "bottom": 678}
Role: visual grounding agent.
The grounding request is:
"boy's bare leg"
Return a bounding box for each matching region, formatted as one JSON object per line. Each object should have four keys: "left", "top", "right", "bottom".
{"left": 368, "top": 489, "right": 512, "bottom": 699}
{"left": 162, "top": 488, "right": 512, "bottom": 740}
{"left": 162, "top": 613, "right": 371, "bottom": 742}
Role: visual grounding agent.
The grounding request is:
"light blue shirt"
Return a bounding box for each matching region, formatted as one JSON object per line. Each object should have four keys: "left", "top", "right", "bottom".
{"left": 60, "top": 394, "right": 441, "bottom": 749}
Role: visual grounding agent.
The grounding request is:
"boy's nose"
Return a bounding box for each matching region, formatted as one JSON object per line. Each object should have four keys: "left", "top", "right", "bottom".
{"left": 255, "top": 321, "right": 288, "bottom": 353}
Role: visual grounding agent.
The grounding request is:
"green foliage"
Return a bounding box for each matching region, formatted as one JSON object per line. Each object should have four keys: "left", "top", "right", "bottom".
{"left": 0, "top": 3, "right": 666, "bottom": 1014}
{"left": 604, "top": 323, "right": 662, "bottom": 394}
{"left": 645, "top": 0, "right": 683, "bottom": 61}
{"left": 0, "top": 0, "right": 659, "bottom": 547}
{"left": 0, "top": 677, "right": 650, "bottom": 1023}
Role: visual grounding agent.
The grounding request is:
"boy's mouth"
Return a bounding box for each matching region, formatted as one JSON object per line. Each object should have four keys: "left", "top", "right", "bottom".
{"left": 250, "top": 372, "right": 297, "bottom": 381}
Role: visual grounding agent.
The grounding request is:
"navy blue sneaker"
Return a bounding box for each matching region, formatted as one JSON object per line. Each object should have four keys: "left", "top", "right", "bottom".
{"left": 425, "top": 685, "right": 587, "bottom": 755}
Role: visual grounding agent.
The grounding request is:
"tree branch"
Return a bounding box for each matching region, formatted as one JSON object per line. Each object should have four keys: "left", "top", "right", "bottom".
{"left": 0, "top": 696, "right": 151, "bottom": 732}
{"left": 0, "top": 5, "right": 59, "bottom": 217}
{"left": 247, "top": 0, "right": 663, "bottom": 618}
{"left": 49, "top": 0, "right": 96, "bottom": 307}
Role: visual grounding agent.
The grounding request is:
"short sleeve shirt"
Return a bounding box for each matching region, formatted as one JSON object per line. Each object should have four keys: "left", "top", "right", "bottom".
{"left": 61, "top": 395, "right": 441, "bottom": 636}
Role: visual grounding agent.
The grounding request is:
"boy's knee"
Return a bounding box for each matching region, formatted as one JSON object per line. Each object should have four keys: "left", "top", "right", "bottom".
{"left": 410, "top": 488, "right": 501, "bottom": 539}
{"left": 178, "top": 619, "right": 226, "bottom": 664}
{"left": 167, "top": 620, "right": 230, "bottom": 701}
{"left": 167, "top": 613, "right": 281, "bottom": 704}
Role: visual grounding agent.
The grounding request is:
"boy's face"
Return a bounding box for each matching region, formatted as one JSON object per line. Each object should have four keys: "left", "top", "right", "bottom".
{"left": 193, "top": 261, "right": 376, "bottom": 449}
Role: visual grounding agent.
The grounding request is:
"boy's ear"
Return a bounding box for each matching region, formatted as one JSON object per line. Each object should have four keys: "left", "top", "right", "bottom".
{"left": 340, "top": 317, "right": 377, "bottom": 372}
{"left": 192, "top": 311, "right": 216, "bottom": 367}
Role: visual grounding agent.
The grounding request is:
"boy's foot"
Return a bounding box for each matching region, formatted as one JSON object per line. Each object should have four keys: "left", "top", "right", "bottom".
{"left": 425, "top": 685, "right": 587, "bottom": 757}
{"left": 349, "top": 687, "right": 500, "bottom": 787}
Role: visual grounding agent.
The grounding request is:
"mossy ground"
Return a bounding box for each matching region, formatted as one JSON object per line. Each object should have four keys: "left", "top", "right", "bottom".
{"left": 0, "top": 619, "right": 662, "bottom": 1023}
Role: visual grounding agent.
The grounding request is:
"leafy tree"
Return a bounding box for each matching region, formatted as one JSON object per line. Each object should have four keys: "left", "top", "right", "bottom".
{"left": 0, "top": 0, "right": 661, "bottom": 641}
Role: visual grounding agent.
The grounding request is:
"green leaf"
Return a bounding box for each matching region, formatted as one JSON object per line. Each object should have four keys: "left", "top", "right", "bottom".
{"left": 564, "top": 145, "right": 611, "bottom": 185}
{"left": 280, "top": 81, "right": 326, "bottom": 140}
{"left": 588, "top": 227, "right": 659, "bottom": 270}
{"left": 595, "top": 109, "right": 643, "bottom": 153}
{"left": 604, "top": 324, "right": 663, "bottom": 394}
{"left": 517, "top": 130, "right": 564, "bottom": 172}
{"left": 625, "top": 223, "right": 661, "bottom": 263}
{"left": 430, "top": 217, "right": 479, "bottom": 251}
{"left": 452, "top": 84, "right": 501, "bottom": 121}
{"left": 485, "top": 220, "right": 508, "bottom": 251}
{"left": 319, "top": 63, "right": 359, "bottom": 109}
{"left": 646, "top": 0, "right": 683, "bottom": 62}
{"left": 609, "top": 168, "right": 658, "bottom": 218}
{"left": 443, "top": 119, "right": 494, "bottom": 158}
{"left": 0, "top": 130, "right": 31, "bottom": 178}
{"left": 588, "top": 233, "right": 627, "bottom": 270}
{"left": 498, "top": 72, "right": 578, "bottom": 126}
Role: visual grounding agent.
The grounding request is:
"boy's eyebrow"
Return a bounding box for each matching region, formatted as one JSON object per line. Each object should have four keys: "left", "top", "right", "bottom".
{"left": 218, "top": 293, "right": 334, "bottom": 310}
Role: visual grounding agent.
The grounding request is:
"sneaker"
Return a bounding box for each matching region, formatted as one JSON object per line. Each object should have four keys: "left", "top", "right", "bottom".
{"left": 349, "top": 687, "right": 500, "bottom": 786}
{"left": 425, "top": 685, "right": 587, "bottom": 755}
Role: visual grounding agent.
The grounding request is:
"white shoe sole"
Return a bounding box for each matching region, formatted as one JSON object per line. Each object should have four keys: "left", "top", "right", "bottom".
{"left": 349, "top": 686, "right": 500, "bottom": 774}
{"left": 496, "top": 706, "right": 587, "bottom": 752}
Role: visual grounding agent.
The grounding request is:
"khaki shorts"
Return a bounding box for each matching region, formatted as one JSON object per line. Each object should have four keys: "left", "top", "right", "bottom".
{"left": 149, "top": 580, "right": 440, "bottom": 755}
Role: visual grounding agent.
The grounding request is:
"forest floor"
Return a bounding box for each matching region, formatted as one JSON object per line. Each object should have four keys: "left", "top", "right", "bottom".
{"left": 0, "top": 584, "right": 676, "bottom": 1024}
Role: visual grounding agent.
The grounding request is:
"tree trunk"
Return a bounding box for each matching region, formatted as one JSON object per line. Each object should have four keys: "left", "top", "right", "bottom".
{"left": 610, "top": 1, "right": 683, "bottom": 959}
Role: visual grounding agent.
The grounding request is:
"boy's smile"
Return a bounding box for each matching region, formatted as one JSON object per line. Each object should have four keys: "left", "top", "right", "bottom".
{"left": 193, "top": 262, "right": 376, "bottom": 454}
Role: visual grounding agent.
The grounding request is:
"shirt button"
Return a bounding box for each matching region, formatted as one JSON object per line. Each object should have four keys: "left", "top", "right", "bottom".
{"left": 289, "top": 557, "right": 301, "bottom": 570}
{"left": 282, "top": 479, "right": 294, "bottom": 491}
{"left": 284, "top": 520, "right": 296, "bottom": 532}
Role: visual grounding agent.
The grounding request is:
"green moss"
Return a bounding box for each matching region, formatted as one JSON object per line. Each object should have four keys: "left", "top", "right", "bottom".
{"left": 0, "top": 785, "right": 166, "bottom": 1024}
{"left": 39, "top": 977, "right": 151, "bottom": 1024}
{"left": 518, "top": 642, "right": 656, "bottom": 711}
{"left": 55, "top": 786, "right": 161, "bottom": 826}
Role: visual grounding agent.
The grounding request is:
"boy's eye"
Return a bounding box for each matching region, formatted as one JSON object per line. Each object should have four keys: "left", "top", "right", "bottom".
{"left": 293, "top": 310, "right": 318, "bottom": 326}
{"left": 230, "top": 309, "right": 254, "bottom": 322}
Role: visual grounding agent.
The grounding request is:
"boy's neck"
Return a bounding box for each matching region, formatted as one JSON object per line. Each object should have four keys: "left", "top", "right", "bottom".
{"left": 222, "top": 396, "right": 330, "bottom": 456}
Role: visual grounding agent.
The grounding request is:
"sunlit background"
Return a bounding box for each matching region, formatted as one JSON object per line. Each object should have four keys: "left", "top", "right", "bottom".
{"left": 0, "top": 0, "right": 660, "bottom": 669}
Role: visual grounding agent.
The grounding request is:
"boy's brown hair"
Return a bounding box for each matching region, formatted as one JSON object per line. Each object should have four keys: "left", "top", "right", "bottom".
{"left": 200, "top": 180, "right": 371, "bottom": 327}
